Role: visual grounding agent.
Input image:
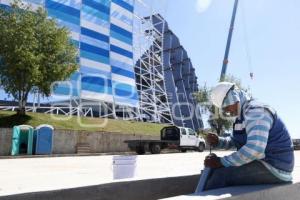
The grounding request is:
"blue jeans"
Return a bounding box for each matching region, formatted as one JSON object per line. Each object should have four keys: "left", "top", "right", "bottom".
{"left": 205, "top": 161, "right": 289, "bottom": 190}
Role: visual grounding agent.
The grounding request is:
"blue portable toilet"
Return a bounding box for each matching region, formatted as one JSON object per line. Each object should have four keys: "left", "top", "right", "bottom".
{"left": 11, "top": 125, "right": 34, "bottom": 156}
{"left": 34, "top": 124, "right": 54, "bottom": 155}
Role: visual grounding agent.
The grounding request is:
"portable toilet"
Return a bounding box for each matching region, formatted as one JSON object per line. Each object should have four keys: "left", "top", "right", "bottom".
{"left": 11, "top": 125, "right": 34, "bottom": 156}
{"left": 34, "top": 124, "right": 54, "bottom": 155}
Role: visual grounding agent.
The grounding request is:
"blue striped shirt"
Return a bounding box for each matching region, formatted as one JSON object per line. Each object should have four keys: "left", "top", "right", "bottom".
{"left": 218, "top": 103, "right": 292, "bottom": 181}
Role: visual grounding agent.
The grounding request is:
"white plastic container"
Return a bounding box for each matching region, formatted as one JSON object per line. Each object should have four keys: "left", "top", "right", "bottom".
{"left": 112, "top": 156, "right": 137, "bottom": 179}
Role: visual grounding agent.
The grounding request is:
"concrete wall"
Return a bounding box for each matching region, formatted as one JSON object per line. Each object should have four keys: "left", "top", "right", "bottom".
{"left": 0, "top": 128, "right": 159, "bottom": 156}
{"left": 0, "top": 128, "right": 12, "bottom": 156}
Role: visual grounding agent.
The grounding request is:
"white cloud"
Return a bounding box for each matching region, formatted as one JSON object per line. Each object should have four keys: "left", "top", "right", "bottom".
{"left": 196, "top": 0, "right": 212, "bottom": 13}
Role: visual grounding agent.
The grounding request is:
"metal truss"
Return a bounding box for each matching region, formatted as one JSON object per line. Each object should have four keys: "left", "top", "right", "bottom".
{"left": 0, "top": 95, "right": 140, "bottom": 121}
{"left": 133, "top": 1, "right": 173, "bottom": 124}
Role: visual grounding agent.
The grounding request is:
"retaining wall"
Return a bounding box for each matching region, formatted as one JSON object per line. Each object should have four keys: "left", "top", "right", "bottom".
{"left": 0, "top": 128, "right": 158, "bottom": 156}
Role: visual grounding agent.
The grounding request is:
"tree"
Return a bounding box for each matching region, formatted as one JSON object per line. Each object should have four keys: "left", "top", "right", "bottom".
{"left": 195, "top": 75, "right": 248, "bottom": 135}
{"left": 0, "top": 1, "right": 78, "bottom": 115}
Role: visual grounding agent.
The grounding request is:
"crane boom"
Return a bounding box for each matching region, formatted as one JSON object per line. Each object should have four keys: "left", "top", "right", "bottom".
{"left": 220, "top": 0, "right": 239, "bottom": 81}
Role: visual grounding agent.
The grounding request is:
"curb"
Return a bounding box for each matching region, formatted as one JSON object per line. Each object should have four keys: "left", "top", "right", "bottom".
{"left": 0, "top": 175, "right": 200, "bottom": 200}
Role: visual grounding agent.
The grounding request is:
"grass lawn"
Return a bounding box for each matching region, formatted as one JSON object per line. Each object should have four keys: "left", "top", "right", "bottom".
{"left": 0, "top": 110, "right": 166, "bottom": 136}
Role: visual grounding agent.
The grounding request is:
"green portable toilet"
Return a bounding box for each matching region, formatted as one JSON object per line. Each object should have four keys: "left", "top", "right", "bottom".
{"left": 11, "top": 125, "right": 34, "bottom": 156}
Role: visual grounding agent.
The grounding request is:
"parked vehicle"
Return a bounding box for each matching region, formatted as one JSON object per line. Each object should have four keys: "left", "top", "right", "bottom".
{"left": 293, "top": 139, "right": 300, "bottom": 150}
{"left": 124, "top": 126, "right": 206, "bottom": 154}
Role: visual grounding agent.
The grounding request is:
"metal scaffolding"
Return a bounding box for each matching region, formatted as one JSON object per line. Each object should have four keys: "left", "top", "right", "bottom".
{"left": 140, "top": 13, "right": 203, "bottom": 130}
{"left": 133, "top": 1, "right": 173, "bottom": 124}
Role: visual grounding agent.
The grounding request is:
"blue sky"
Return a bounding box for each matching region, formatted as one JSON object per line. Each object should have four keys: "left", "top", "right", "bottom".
{"left": 147, "top": 0, "right": 300, "bottom": 138}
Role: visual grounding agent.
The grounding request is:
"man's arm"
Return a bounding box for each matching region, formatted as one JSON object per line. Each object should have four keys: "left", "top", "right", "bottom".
{"left": 220, "top": 107, "right": 274, "bottom": 167}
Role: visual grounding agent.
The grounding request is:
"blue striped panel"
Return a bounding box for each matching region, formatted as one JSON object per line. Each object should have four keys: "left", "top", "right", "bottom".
{"left": 112, "top": 66, "right": 134, "bottom": 79}
{"left": 70, "top": 73, "right": 81, "bottom": 97}
{"left": 111, "top": 58, "right": 133, "bottom": 71}
{"left": 82, "top": 0, "right": 110, "bottom": 14}
{"left": 113, "top": 81, "right": 136, "bottom": 93}
{"left": 55, "top": 19, "right": 81, "bottom": 33}
{"left": 81, "top": 76, "right": 112, "bottom": 94}
{"left": 53, "top": 86, "right": 79, "bottom": 97}
{"left": 80, "top": 66, "right": 111, "bottom": 77}
{"left": 81, "top": 27, "right": 109, "bottom": 43}
{"left": 81, "top": 35, "right": 109, "bottom": 50}
{"left": 70, "top": 71, "right": 81, "bottom": 80}
{"left": 53, "top": 85, "right": 71, "bottom": 96}
{"left": 81, "top": 82, "right": 112, "bottom": 94}
{"left": 111, "top": 24, "right": 132, "bottom": 39}
{"left": 113, "top": 14, "right": 133, "bottom": 27}
{"left": 112, "top": 0, "right": 134, "bottom": 12}
{"left": 115, "top": 88, "right": 133, "bottom": 97}
{"left": 46, "top": 0, "right": 80, "bottom": 19}
{"left": 80, "top": 50, "right": 109, "bottom": 64}
{"left": 115, "top": 88, "right": 138, "bottom": 99}
{"left": 80, "top": 42, "right": 109, "bottom": 58}
{"left": 82, "top": 76, "right": 112, "bottom": 87}
{"left": 47, "top": 8, "right": 80, "bottom": 25}
{"left": 81, "top": 4, "right": 109, "bottom": 22}
{"left": 81, "top": 16, "right": 110, "bottom": 29}
{"left": 53, "top": 0, "right": 81, "bottom": 9}
{"left": 94, "top": 0, "right": 110, "bottom": 6}
{"left": 110, "top": 31, "right": 132, "bottom": 45}
{"left": 53, "top": 72, "right": 80, "bottom": 97}
{"left": 110, "top": 45, "right": 133, "bottom": 58}
{"left": 122, "top": 0, "right": 134, "bottom": 6}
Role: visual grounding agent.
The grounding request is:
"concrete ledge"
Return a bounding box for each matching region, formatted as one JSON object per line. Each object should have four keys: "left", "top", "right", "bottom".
{"left": 0, "top": 175, "right": 200, "bottom": 200}
{"left": 223, "top": 182, "right": 300, "bottom": 200}
{"left": 163, "top": 182, "right": 300, "bottom": 200}
{"left": 1, "top": 172, "right": 299, "bottom": 200}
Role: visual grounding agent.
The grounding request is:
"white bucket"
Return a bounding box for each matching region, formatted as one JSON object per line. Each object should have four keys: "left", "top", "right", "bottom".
{"left": 112, "top": 156, "right": 137, "bottom": 180}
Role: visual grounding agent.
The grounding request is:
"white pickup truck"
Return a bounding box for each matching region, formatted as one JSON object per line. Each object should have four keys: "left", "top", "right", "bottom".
{"left": 124, "top": 126, "right": 206, "bottom": 154}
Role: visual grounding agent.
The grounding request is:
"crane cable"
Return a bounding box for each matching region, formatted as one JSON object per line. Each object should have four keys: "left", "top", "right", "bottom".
{"left": 241, "top": 0, "right": 254, "bottom": 81}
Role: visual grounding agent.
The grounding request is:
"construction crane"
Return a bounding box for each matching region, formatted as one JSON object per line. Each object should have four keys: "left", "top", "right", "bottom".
{"left": 220, "top": 0, "right": 239, "bottom": 81}
{"left": 220, "top": 0, "right": 254, "bottom": 82}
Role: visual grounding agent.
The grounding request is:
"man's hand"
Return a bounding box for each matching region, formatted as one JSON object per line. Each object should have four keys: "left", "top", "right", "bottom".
{"left": 204, "top": 153, "right": 223, "bottom": 168}
{"left": 207, "top": 133, "right": 219, "bottom": 146}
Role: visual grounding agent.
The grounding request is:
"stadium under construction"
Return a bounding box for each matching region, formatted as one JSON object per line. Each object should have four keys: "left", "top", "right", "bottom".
{"left": 0, "top": 0, "right": 203, "bottom": 130}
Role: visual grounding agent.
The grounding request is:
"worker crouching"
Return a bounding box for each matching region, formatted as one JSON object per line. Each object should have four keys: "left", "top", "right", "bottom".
{"left": 204, "top": 82, "right": 294, "bottom": 190}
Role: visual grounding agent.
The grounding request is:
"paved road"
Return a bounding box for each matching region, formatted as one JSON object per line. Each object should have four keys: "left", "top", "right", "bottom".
{"left": 0, "top": 151, "right": 299, "bottom": 197}
{"left": 0, "top": 151, "right": 227, "bottom": 196}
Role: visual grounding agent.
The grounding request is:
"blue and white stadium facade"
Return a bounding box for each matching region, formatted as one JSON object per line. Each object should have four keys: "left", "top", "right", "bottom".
{"left": 0, "top": 0, "right": 139, "bottom": 114}
{"left": 0, "top": 1, "right": 203, "bottom": 130}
